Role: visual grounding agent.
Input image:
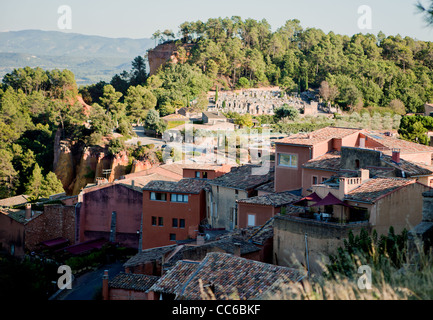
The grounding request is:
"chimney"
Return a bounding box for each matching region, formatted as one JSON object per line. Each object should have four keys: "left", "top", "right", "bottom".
{"left": 131, "top": 180, "right": 135, "bottom": 188}
{"left": 102, "top": 270, "right": 109, "bottom": 300}
{"left": 25, "top": 203, "right": 32, "bottom": 220}
{"left": 233, "top": 242, "right": 241, "bottom": 257}
{"left": 196, "top": 234, "right": 205, "bottom": 246}
{"left": 392, "top": 148, "right": 400, "bottom": 164}
{"left": 359, "top": 169, "right": 370, "bottom": 182}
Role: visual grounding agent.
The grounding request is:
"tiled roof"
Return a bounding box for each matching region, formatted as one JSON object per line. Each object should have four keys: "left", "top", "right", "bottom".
{"left": 276, "top": 127, "right": 362, "bottom": 146}
{"left": 0, "top": 194, "right": 30, "bottom": 207}
{"left": 108, "top": 273, "right": 160, "bottom": 292}
{"left": 202, "top": 111, "right": 227, "bottom": 119}
{"left": 381, "top": 155, "right": 433, "bottom": 177}
{"left": 208, "top": 164, "right": 274, "bottom": 190}
{"left": 236, "top": 191, "right": 301, "bottom": 207}
{"left": 365, "top": 133, "right": 433, "bottom": 154}
{"left": 143, "top": 178, "right": 208, "bottom": 194}
{"left": 255, "top": 181, "right": 275, "bottom": 193}
{"left": 150, "top": 260, "right": 200, "bottom": 295}
{"left": 150, "top": 252, "right": 305, "bottom": 300}
{"left": 123, "top": 245, "right": 178, "bottom": 268}
{"left": 302, "top": 151, "right": 341, "bottom": 171}
{"left": 345, "top": 177, "right": 415, "bottom": 203}
{"left": 0, "top": 208, "right": 43, "bottom": 224}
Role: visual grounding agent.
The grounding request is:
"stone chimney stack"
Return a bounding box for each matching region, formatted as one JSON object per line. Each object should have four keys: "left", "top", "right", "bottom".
{"left": 196, "top": 234, "right": 205, "bottom": 246}
{"left": 359, "top": 169, "right": 370, "bottom": 183}
{"left": 102, "top": 270, "right": 109, "bottom": 300}
{"left": 392, "top": 148, "right": 401, "bottom": 164}
{"left": 25, "top": 203, "right": 32, "bottom": 220}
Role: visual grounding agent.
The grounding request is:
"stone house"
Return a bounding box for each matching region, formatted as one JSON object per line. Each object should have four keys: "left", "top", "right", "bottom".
{"left": 205, "top": 164, "right": 274, "bottom": 230}
{"left": 202, "top": 111, "right": 227, "bottom": 124}
{"left": 274, "top": 127, "right": 433, "bottom": 194}
{"left": 0, "top": 203, "right": 76, "bottom": 257}
{"left": 141, "top": 178, "right": 208, "bottom": 250}
{"left": 273, "top": 170, "right": 431, "bottom": 273}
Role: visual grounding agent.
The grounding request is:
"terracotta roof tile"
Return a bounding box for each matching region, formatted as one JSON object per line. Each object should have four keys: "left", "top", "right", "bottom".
{"left": 276, "top": 127, "right": 362, "bottom": 146}
{"left": 302, "top": 151, "right": 341, "bottom": 171}
{"left": 345, "top": 177, "right": 414, "bottom": 203}
{"left": 143, "top": 178, "right": 208, "bottom": 194}
{"left": 208, "top": 164, "right": 274, "bottom": 190}
{"left": 237, "top": 191, "right": 301, "bottom": 207}
{"left": 150, "top": 252, "right": 305, "bottom": 300}
{"left": 108, "top": 273, "right": 160, "bottom": 292}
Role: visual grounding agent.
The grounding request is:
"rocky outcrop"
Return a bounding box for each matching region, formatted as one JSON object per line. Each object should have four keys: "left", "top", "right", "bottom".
{"left": 147, "top": 42, "right": 195, "bottom": 76}
{"left": 54, "top": 141, "right": 157, "bottom": 196}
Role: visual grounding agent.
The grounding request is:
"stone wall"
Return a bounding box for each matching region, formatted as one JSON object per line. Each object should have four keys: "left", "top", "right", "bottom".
{"left": 273, "top": 215, "right": 368, "bottom": 274}
{"left": 25, "top": 204, "right": 76, "bottom": 252}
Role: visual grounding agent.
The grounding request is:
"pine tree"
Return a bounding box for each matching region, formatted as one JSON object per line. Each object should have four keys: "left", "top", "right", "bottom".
{"left": 25, "top": 163, "right": 44, "bottom": 200}
{"left": 40, "top": 172, "right": 65, "bottom": 198}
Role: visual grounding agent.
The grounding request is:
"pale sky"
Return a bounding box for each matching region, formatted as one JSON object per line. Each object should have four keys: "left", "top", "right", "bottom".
{"left": 1, "top": 0, "right": 433, "bottom": 41}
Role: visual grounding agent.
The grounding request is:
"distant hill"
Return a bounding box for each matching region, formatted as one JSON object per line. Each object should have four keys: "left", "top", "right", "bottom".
{"left": 0, "top": 30, "right": 154, "bottom": 85}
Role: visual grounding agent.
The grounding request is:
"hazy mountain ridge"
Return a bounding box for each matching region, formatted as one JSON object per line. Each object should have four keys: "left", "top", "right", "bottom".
{"left": 0, "top": 30, "right": 154, "bottom": 85}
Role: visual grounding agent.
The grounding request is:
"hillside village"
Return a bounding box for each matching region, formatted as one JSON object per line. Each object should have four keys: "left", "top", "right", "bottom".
{"left": 3, "top": 14, "right": 433, "bottom": 302}
{"left": 2, "top": 120, "right": 433, "bottom": 300}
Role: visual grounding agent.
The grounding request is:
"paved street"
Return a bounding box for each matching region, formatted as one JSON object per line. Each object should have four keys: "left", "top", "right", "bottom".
{"left": 125, "top": 125, "right": 165, "bottom": 147}
{"left": 53, "top": 261, "right": 124, "bottom": 300}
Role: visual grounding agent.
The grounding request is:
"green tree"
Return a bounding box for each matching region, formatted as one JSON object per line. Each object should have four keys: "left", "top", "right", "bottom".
{"left": 125, "top": 85, "right": 157, "bottom": 123}
{"left": 274, "top": 104, "right": 299, "bottom": 121}
{"left": 0, "top": 149, "right": 18, "bottom": 198}
{"left": 40, "top": 172, "right": 65, "bottom": 198}
{"left": 25, "top": 163, "right": 44, "bottom": 200}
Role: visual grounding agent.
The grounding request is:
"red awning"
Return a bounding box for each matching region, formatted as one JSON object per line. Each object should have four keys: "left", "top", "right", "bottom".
{"left": 59, "top": 238, "right": 107, "bottom": 255}
{"left": 40, "top": 237, "right": 69, "bottom": 247}
{"left": 309, "top": 192, "right": 351, "bottom": 207}
{"left": 293, "top": 192, "right": 322, "bottom": 205}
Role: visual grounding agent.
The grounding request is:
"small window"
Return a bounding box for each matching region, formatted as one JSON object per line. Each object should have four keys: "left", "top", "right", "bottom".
{"left": 171, "top": 193, "right": 189, "bottom": 203}
{"left": 170, "top": 234, "right": 176, "bottom": 241}
{"left": 235, "top": 189, "right": 239, "bottom": 195}
{"left": 322, "top": 177, "right": 328, "bottom": 183}
{"left": 158, "top": 217, "right": 164, "bottom": 226}
{"left": 179, "top": 219, "right": 185, "bottom": 228}
{"left": 247, "top": 214, "right": 256, "bottom": 227}
{"left": 172, "top": 218, "right": 178, "bottom": 228}
{"left": 195, "top": 171, "right": 200, "bottom": 178}
{"left": 151, "top": 192, "right": 166, "bottom": 201}
{"left": 312, "top": 176, "right": 318, "bottom": 185}
{"left": 202, "top": 171, "right": 208, "bottom": 179}
{"left": 151, "top": 216, "right": 157, "bottom": 226}
{"left": 278, "top": 153, "right": 298, "bottom": 168}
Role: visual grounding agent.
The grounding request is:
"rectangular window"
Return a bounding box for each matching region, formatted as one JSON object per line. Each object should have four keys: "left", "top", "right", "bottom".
{"left": 202, "top": 172, "right": 208, "bottom": 179}
{"left": 179, "top": 219, "right": 185, "bottom": 228}
{"left": 158, "top": 217, "right": 164, "bottom": 226}
{"left": 172, "top": 218, "right": 178, "bottom": 228}
{"left": 151, "top": 216, "right": 157, "bottom": 226}
{"left": 171, "top": 193, "right": 189, "bottom": 203}
{"left": 150, "top": 192, "right": 166, "bottom": 201}
{"left": 195, "top": 171, "right": 200, "bottom": 178}
{"left": 312, "top": 176, "right": 318, "bottom": 185}
{"left": 247, "top": 214, "right": 256, "bottom": 227}
{"left": 278, "top": 153, "right": 298, "bottom": 168}
{"left": 170, "top": 233, "right": 176, "bottom": 241}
